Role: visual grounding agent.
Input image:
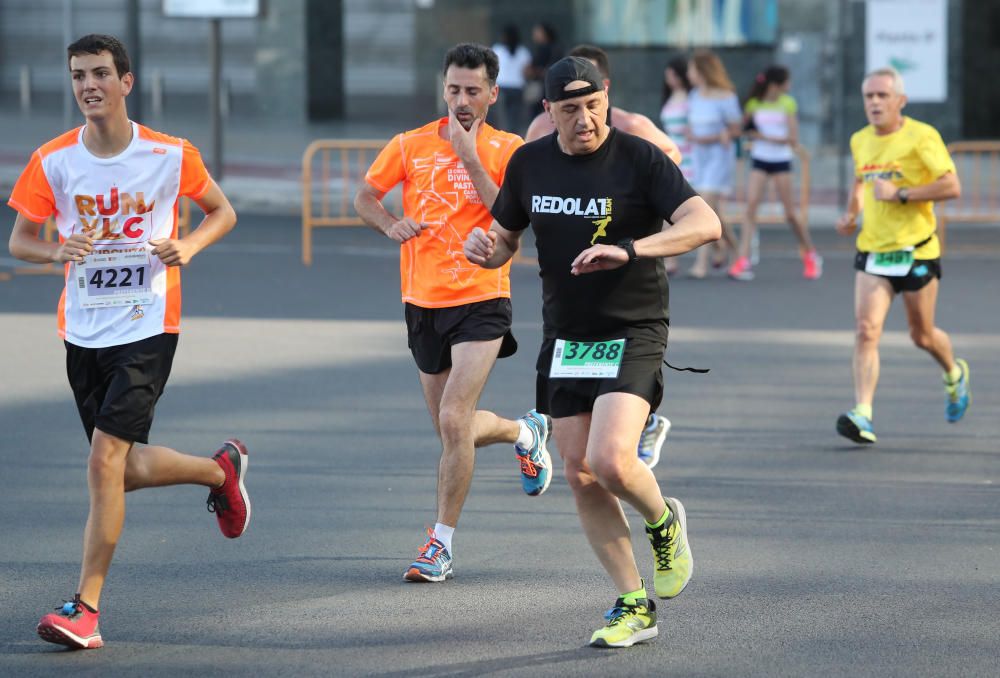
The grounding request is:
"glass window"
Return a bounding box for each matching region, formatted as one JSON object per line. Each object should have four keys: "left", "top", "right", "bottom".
{"left": 575, "top": 0, "right": 779, "bottom": 47}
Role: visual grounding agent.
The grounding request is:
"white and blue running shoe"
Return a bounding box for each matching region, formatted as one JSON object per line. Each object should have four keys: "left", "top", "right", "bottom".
{"left": 515, "top": 409, "right": 552, "bottom": 496}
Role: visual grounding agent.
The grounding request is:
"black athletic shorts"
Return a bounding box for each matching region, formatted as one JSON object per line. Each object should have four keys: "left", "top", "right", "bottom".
{"left": 534, "top": 327, "right": 666, "bottom": 418}
{"left": 404, "top": 298, "right": 517, "bottom": 375}
{"left": 65, "top": 333, "right": 178, "bottom": 445}
{"left": 854, "top": 251, "right": 941, "bottom": 294}
{"left": 751, "top": 158, "right": 792, "bottom": 174}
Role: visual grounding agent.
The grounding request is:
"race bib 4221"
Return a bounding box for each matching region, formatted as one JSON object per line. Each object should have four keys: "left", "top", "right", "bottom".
{"left": 76, "top": 246, "right": 154, "bottom": 309}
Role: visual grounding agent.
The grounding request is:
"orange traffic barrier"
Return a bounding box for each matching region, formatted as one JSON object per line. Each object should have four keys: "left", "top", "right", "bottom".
{"left": 721, "top": 145, "right": 811, "bottom": 227}
{"left": 300, "top": 139, "right": 532, "bottom": 266}
{"left": 936, "top": 141, "right": 1000, "bottom": 252}
{"left": 302, "top": 139, "right": 396, "bottom": 266}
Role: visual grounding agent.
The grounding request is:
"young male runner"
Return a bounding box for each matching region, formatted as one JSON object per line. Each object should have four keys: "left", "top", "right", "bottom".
{"left": 354, "top": 43, "right": 551, "bottom": 583}
{"left": 465, "top": 57, "right": 720, "bottom": 647}
{"left": 835, "top": 67, "right": 969, "bottom": 444}
{"left": 7, "top": 34, "right": 247, "bottom": 650}
{"left": 526, "top": 44, "right": 678, "bottom": 469}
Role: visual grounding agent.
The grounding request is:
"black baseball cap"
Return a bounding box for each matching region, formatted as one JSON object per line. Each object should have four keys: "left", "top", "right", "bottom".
{"left": 544, "top": 56, "right": 604, "bottom": 102}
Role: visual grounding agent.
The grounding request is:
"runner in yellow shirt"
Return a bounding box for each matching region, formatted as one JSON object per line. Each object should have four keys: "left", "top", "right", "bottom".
{"left": 835, "top": 67, "right": 969, "bottom": 444}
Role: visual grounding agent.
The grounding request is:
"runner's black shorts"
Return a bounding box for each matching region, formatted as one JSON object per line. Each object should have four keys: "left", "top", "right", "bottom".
{"left": 751, "top": 158, "right": 792, "bottom": 174}
{"left": 405, "top": 298, "right": 517, "bottom": 375}
{"left": 853, "top": 252, "right": 941, "bottom": 294}
{"left": 534, "top": 327, "right": 666, "bottom": 418}
{"left": 65, "top": 332, "right": 178, "bottom": 445}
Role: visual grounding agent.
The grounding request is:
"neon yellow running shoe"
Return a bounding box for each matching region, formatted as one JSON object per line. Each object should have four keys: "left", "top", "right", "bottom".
{"left": 589, "top": 593, "right": 657, "bottom": 648}
{"left": 646, "top": 497, "right": 693, "bottom": 599}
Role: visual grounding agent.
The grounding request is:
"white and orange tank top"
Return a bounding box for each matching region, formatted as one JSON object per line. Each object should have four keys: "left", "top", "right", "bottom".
{"left": 8, "top": 122, "right": 211, "bottom": 348}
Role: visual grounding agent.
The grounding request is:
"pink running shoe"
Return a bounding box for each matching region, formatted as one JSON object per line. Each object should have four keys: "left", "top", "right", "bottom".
{"left": 207, "top": 439, "right": 251, "bottom": 538}
{"left": 37, "top": 595, "right": 103, "bottom": 649}
{"left": 802, "top": 250, "right": 823, "bottom": 280}
{"left": 727, "top": 256, "right": 754, "bottom": 281}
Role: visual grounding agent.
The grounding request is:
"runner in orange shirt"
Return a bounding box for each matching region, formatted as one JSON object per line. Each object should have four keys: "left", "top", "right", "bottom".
{"left": 8, "top": 35, "right": 246, "bottom": 650}
{"left": 354, "top": 43, "right": 552, "bottom": 583}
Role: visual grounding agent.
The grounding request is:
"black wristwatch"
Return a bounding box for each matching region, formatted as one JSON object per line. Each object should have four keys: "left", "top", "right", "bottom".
{"left": 617, "top": 238, "right": 639, "bottom": 264}
{"left": 897, "top": 187, "right": 910, "bottom": 204}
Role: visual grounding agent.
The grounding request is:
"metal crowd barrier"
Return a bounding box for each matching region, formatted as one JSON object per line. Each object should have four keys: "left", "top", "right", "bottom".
{"left": 301, "top": 139, "right": 533, "bottom": 266}
{"left": 937, "top": 140, "right": 1000, "bottom": 252}
{"left": 301, "top": 139, "right": 395, "bottom": 266}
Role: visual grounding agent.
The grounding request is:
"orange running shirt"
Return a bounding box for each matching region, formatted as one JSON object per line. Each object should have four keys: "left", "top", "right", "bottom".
{"left": 8, "top": 122, "right": 211, "bottom": 348}
{"left": 364, "top": 118, "right": 523, "bottom": 308}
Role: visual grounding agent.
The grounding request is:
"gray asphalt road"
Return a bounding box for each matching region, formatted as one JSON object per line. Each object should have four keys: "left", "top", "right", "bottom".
{"left": 1, "top": 217, "right": 998, "bottom": 677}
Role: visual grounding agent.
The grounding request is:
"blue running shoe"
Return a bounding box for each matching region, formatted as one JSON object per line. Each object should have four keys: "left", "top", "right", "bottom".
{"left": 836, "top": 409, "right": 877, "bottom": 444}
{"left": 403, "top": 529, "right": 453, "bottom": 582}
{"left": 637, "top": 414, "right": 670, "bottom": 469}
{"left": 516, "top": 410, "right": 552, "bottom": 496}
{"left": 944, "top": 358, "right": 971, "bottom": 423}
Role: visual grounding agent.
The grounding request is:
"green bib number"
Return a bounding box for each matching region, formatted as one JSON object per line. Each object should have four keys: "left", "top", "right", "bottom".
{"left": 550, "top": 338, "right": 625, "bottom": 379}
{"left": 865, "top": 248, "right": 914, "bottom": 277}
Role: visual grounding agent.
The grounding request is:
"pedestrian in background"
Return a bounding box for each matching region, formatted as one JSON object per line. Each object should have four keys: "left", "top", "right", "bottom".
{"left": 660, "top": 56, "right": 693, "bottom": 275}
{"left": 660, "top": 57, "right": 694, "bottom": 181}
{"left": 523, "top": 22, "right": 561, "bottom": 119}
{"left": 490, "top": 24, "right": 532, "bottom": 134}
{"left": 732, "top": 65, "right": 821, "bottom": 281}
{"left": 685, "top": 49, "right": 741, "bottom": 279}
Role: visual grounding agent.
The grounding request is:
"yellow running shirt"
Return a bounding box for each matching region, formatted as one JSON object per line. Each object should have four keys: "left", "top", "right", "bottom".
{"left": 851, "top": 116, "right": 956, "bottom": 259}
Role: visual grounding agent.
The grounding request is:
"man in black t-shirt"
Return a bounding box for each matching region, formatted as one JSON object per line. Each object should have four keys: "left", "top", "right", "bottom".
{"left": 464, "top": 57, "right": 720, "bottom": 648}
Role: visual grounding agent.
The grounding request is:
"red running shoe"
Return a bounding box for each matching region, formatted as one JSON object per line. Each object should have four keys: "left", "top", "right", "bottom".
{"left": 802, "top": 250, "right": 823, "bottom": 280}
{"left": 207, "top": 439, "right": 251, "bottom": 538}
{"left": 727, "top": 256, "right": 754, "bottom": 281}
{"left": 37, "top": 595, "right": 103, "bottom": 649}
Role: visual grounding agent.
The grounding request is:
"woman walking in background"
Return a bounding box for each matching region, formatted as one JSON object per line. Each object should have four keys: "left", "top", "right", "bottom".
{"left": 661, "top": 58, "right": 695, "bottom": 181}
{"left": 491, "top": 25, "right": 532, "bottom": 134}
{"left": 660, "top": 57, "right": 694, "bottom": 275}
{"left": 686, "top": 49, "right": 742, "bottom": 279}
{"left": 731, "top": 65, "right": 821, "bottom": 281}
{"left": 523, "top": 23, "right": 561, "bottom": 119}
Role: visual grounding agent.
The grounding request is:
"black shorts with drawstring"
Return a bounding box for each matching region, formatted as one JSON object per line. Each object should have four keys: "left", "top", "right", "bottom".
{"left": 854, "top": 252, "right": 941, "bottom": 294}
{"left": 534, "top": 325, "right": 666, "bottom": 419}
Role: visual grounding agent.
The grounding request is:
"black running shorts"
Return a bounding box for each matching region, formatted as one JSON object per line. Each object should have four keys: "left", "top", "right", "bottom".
{"left": 534, "top": 328, "right": 666, "bottom": 418}
{"left": 65, "top": 333, "right": 178, "bottom": 444}
{"left": 854, "top": 252, "right": 941, "bottom": 294}
{"left": 751, "top": 158, "right": 792, "bottom": 174}
{"left": 404, "top": 298, "right": 517, "bottom": 375}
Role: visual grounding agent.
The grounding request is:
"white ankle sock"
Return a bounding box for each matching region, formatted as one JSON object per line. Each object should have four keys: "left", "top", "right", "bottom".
{"left": 516, "top": 419, "right": 534, "bottom": 449}
{"left": 433, "top": 523, "right": 455, "bottom": 554}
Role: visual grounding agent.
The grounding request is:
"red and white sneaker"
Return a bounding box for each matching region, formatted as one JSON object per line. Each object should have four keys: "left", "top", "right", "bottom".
{"left": 727, "top": 255, "right": 754, "bottom": 281}
{"left": 802, "top": 250, "right": 823, "bottom": 280}
{"left": 207, "top": 439, "right": 251, "bottom": 538}
{"left": 37, "top": 596, "right": 103, "bottom": 649}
